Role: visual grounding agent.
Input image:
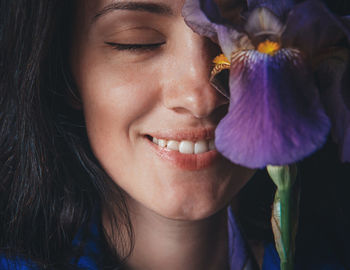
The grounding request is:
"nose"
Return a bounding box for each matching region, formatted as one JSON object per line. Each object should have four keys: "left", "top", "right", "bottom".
{"left": 160, "top": 30, "right": 228, "bottom": 119}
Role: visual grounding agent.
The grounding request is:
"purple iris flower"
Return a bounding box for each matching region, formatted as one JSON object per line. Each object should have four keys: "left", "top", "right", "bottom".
{"left": 182, "top": 0, "right": 350, "bottom": 168}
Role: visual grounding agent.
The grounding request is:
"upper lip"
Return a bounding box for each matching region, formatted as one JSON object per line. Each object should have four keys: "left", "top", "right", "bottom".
{"left": 146, "top": 127, "right": 216, "bottom": 141}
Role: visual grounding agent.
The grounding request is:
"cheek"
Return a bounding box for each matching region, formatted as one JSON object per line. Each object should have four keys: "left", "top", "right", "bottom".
{"left": 76, "top": 52, "right": 157, "bottom": 140}
{"left": 74, "top": 52, "right": 160, "bottom": 170}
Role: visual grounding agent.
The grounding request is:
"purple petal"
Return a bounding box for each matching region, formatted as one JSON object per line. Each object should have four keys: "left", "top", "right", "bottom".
{"left": 247, "top": 0, "right": 295, "bottom": 19}
{"left": 200, "top": 0, "right": 224, "bottom": 23}
{"left": 216, "top": 25, "right": 251, "bottom": 59}
{"left": 198, "top": 0, "right": 246, "bottom": 25}
{"left": 213, "top": 0, "right": 247, "bottom": 25}
{"left": 182, "top": 0, "right": 219, "bottom": 42}
{"left": 315, "top": 49, "right": 350, "bottom": 162}
{"left": 245, "top": 7, "right": 284, "bottom": 38}
{"left": 282, "top": 0, "right": 350, "bottom": 57}
{"left": 215, "top": 49, "right": 331, "bottom": 168}
{"left": 182, "top": 0, "right": 250, "bottom": 58}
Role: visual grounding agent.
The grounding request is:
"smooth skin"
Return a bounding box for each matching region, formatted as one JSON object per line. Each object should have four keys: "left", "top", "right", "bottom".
{"left": 71, "top": 0, "right": 258, "bottom": 269}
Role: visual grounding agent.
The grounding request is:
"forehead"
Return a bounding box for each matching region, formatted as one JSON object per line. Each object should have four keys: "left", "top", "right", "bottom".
{"left": 76, "top": 0, "right": 185, "bottom": 22}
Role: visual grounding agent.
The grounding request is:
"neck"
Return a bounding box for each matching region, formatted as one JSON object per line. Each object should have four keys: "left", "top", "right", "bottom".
{"left": 116, "top": 200, "right": 229, "bottom": 270}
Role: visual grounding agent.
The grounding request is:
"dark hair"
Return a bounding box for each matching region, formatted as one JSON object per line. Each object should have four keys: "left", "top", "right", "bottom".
{"left": 0, "top": 0, "right": 349, "bottom": 269}
{"left": 0, "top": 1, "right": 132, "bottom": 268}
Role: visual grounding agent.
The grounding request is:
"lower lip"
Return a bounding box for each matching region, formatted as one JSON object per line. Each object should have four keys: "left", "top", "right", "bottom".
{"left": 146, "top": 138, "right": 220, "bottom": 171}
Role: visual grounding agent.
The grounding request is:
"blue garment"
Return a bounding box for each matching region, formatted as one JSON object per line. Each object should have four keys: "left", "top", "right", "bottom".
{"left": 0, "top": 207, "right": 345, "bottom": 269}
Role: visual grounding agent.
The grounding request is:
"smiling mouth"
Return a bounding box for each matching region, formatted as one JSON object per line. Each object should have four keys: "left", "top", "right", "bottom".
{"left": 145, "top": 135, "right": 216, "bottom": 154}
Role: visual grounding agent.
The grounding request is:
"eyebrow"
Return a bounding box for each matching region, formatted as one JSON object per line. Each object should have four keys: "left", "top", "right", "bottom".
{"left": 92, "top": 1, "right": 174, "bottom": 23}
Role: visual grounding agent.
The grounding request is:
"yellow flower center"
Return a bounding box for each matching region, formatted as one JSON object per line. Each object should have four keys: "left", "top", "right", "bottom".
{"left": 213, "top": 54, "right": 230, "bottom": 65}
{"left": 257, "top": 40, "right": 280, "bottom": 56}
{"left": 211, "top": 54, "right": 231, "bottom": 80}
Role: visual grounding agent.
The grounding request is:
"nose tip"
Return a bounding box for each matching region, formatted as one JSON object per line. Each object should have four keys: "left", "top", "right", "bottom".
{"left": 165, "top": 83, "right": 228, "bottom": 119}
{"left": 181, "top": 85, "right": 228, "bottom": 118}
{"left": 194, "top": 94, "right": 229, "bottom": 119}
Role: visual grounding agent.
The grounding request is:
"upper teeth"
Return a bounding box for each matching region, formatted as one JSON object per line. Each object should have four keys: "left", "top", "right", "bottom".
{"left": 152, "top": 137, "right": 216, "bottom": 154}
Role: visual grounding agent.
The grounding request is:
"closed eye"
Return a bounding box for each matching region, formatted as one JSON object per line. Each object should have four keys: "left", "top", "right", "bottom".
{"left": 105, "top": 41, "right": 166, "bottom": 51}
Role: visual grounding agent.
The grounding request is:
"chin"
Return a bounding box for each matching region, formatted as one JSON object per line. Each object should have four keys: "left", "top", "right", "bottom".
{"left": 149, "top": 187, "right": 234, "bottom": 221}
{"left": 157, "top": 203, "right": 228, "bottom": 221}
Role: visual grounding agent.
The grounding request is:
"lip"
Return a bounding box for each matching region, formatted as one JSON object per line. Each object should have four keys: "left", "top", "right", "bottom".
{"left": 146, "top": 127, "right": 215, "bottom": 141}
{"left": 145, "top": 137, "right": 220, "bottom": 171}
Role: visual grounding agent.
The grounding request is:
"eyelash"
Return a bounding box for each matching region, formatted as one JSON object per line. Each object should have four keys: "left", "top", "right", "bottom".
{"left": 106, "top": 42, "right": 166, "bottom": 52}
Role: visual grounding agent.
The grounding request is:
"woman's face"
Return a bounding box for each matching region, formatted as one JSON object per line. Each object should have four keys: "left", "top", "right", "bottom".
{"left": 71, "top": 0, "right": 255, "bottom": 220}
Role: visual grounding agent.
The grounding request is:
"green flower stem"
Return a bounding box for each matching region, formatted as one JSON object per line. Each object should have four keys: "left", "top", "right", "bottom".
{"left": 279, "top": 188, "right": 293, "bottom": 270}
{"left": 267, "top": 165, "right": 298, "bottom": 270}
